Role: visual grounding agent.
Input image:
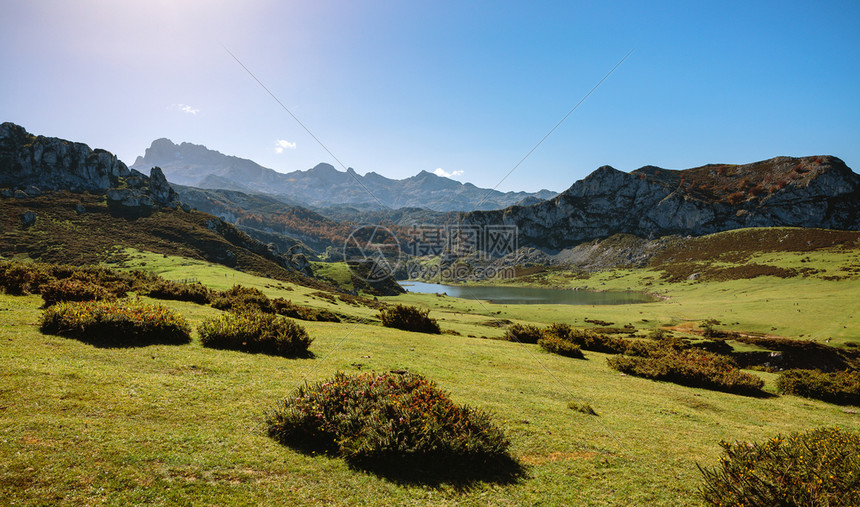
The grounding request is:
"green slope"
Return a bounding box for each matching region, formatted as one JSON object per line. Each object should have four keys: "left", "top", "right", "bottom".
{"left": 2, "top": 243, "right": 859, "bottom": 505}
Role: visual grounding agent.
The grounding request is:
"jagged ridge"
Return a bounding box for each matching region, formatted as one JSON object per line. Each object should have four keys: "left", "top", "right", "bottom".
{"left": 461, "top": 156, "right": 860, "bottom": 250}
{"left": 132, "top": 138, "right": 557, "bottom": 212}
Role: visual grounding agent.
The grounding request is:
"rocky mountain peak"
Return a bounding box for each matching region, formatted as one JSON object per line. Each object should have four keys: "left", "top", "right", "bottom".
{"left": 462, "top": 155, "right": 860, "bottom": 250}
{"left": 131, "top": 138, "right": 557, "bottom": 211}
{"left": 0, "top": 122, "right": 180, "bottom": 213}
{"left": 308, "top": 162, "right": 338, "bottom": 174}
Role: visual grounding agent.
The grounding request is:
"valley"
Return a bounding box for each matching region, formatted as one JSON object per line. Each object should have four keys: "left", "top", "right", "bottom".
{"left": 1, "top": 123, "right": 859, "bottom": 505}
{"left": 5, "top": 2, "right": 860, "bottom": 504}
{"left": 1, "top": 239, "right": 858, "bottom": 504}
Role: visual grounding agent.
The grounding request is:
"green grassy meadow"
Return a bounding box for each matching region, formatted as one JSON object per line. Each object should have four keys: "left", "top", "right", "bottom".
{"left": 1, "top": 240, "right": 859, "bottom": 505}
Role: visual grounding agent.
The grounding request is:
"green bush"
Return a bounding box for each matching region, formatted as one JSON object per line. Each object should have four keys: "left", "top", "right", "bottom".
{"left": 40, "top": 278, "right": 115, "bottom": 307}
{"left": 207, "top": 285, "right": 339, "bottom": 323}
{"left": 777, "top": 369, "right": 860, "bottom": 405}
{"left": 211, "top": 285, "right": 274, "bottom": 313}
{"left": 40, "top": 300, "right": 191, "bottom": 346}
{"left": 272, "top": 297, "right": 341, "bottom": 322}
{"left": 607, "top": 348, "right": 765, "bottom": 396}
{"left": 544, "top": 322, "right": 630, "bottom": 355}
{"left": 698, "top": 427, "right": 860, "bottom": 506}
{"left": 379, "top": 304, "right": 441, "bottom": 334}
{"left": 198, "top": 311, "right": 311, "bottom": 357}
{"left": 647, "top": 328, "right": 672, "bottom": 340}
{"left": 147, "top": 279, "right": 212, "bottom": 304}
{"left": 0, "top": 260, "right": 140, "bottom": 298}
{"left": 621, "top": 339, "right": 662, "bottom": 357}
{"left": 538, "top": 335, "right": 585, "bottom": 358}
{"left": 266, "top": 372, "right": 512, "bottom": 473}
{"left": 567, "top": 401, "right": 598, "bottom": 415}
{"left": 504, "top": 323, "right": 543, "bottom": 344}
{"left": 0, "top": 261, "right": 56, "bottom": 295}
{"left": 544, "top": 322, "right": 574, "bottom": 340}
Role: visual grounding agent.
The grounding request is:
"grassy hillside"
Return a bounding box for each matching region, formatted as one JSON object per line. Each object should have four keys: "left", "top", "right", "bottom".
{"left": 0, "top": 192, "right": 330, "bottom": 290}
{"left": 1, "top": 243, "right": 859, "bottom": 505}
{"left": 493, "top": 228, "right": 860, "bottom": 347}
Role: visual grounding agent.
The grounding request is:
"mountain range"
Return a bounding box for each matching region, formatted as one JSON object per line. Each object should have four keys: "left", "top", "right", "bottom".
{"left": 0, "top": 121, "right": 406, "bottom": 294}
{"left": 462, "top": 156, "right": 860, "bottom": 250}
{"left": 4, "top": 122, "right": 860, "bottom": 269}
{"left": 131, "top": 138, "right": 557, "bottom": 212}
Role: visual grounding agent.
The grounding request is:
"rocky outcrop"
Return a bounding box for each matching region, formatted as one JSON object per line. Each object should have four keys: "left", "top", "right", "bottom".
{"left": 461, "top": 156, "right": 860, "bottom": 250}
{"left": 19, "top": 211, "right": 37, "bottom": 228}
{"left": 0, "top": 122, "right": 180, "bottom": 213}
{"left": 0, "top": 122, "right": 130, "bottom": 193}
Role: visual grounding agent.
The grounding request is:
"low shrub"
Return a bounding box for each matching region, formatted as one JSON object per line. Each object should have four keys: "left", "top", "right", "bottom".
{"left": 379, "top": 304, "right": 441, "bottom": 334}
{"left": 544, "top": 322, "right": 574, "bottom": 339}
{"left": 40, "top": 278, "right": 115, "bottom": 307}
{"left": 698, "top": 427, "right": 860, "bottom": 506}
{"left": 198, "top": 311, "right": 311, "bottom": 357}
{"left": 504, "top": 323, "right": 543, "bottom": 344}
{"left": 266, "top": 372, "right": 513, "bottom": 475}
{"left": 621, "top": 339, "right": 662, "bottom": 357}
{"left": 541, "top": 322, "right": 674, "bottom": 357}
{"left": 211, "top": 285, "right": 273, "bottom": 313}
{"left": 777, "top": 369, "right": 860, "bottom": 406}
{"left": 0, "top": 260, "right": 141, "bottom": 297}
{"left": 544, "top": 323, "right": 629, "bottom": 355}
{"left": 40, "top": 300, "right": 191, "bottom": 346}
{"left": 647, "top": 328, "right": 671, "bottom": 340}
{"left": 272, "top": 298, "right": 341, "bottom": 322}
{"left": 607, "top": 348, "right": 765, "bottom": 396}
{"left": 538, "top": 335, "right": 584, "bottom": 358}
{"left": 567, "top": 401, "right": 598, "bottom": 415}
{"left": 0, "top": 261, "right": 55, "bottom": 295}
{"left": 207, "top": 285, "right": 339, "bottom": 323}
{"left": 147, "top": 279, "right": 212, "bottom": 304}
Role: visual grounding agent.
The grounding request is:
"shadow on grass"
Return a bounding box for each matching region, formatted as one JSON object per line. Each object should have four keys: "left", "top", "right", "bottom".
{"left": 40, "top": 328, "right": 192, "bottom": 348}
{"left": 281, "top": 441, "right": 526, "bottom": 488}
{"left": 637, "top": 376, "right": 778, "bottom": 399}
{"left": 200, "top": 342, "right": 316, "bottom": 359}
{"left": 269, "top": 429, "right": 525, "bottom": 488}
{"left": 347, "top": 454, "right": 526, "bottom": 489}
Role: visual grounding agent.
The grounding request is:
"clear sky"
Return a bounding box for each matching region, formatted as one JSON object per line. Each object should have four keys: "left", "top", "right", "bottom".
{"left": 2, "top": 0, "right": 859, "bottom": 192}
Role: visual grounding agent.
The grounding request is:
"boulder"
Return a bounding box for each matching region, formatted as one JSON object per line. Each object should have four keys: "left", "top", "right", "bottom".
{"left": 20, "top": 211, "right": 37, "bottom": 228}
{"left": 148, "top": 166, "right": 177, "bottom": 204}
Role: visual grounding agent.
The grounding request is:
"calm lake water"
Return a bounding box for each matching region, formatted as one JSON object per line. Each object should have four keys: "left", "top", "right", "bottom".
{"left": 398, "top": 281, "right": 655, "bottom": 305}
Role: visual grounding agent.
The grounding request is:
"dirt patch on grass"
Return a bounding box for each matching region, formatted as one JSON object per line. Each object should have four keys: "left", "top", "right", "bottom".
{"left": 673, "top": 394, "right": 721, "bottom": 412}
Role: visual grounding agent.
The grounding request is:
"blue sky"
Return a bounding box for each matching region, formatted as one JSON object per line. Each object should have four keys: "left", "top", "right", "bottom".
{"left": 2, "top": 0, "right": 859, "bottom": 192}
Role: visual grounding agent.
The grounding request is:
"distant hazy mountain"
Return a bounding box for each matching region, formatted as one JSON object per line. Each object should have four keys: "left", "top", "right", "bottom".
{"left": 132, "top": 139, "right": 557, "bottom": 212}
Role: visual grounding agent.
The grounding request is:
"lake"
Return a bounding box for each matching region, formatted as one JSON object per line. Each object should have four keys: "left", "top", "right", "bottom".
{"left": 398, "top": 281, "right": 656, "bottom": 305}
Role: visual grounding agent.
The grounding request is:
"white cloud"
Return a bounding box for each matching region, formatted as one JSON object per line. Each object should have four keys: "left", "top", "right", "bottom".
{"left": 177, "top": 104, "right": 199, "bottom": 115}
{"left": 274, "top": 139, "right": 296, "bottom": 154}
{"left": 433, "top": 167, "right": 464, "bottom": 178}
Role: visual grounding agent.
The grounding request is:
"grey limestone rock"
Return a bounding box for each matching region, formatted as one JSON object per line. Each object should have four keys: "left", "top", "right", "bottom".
{"left": 0, "top": 122, "right": 181, "bottom": 213}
